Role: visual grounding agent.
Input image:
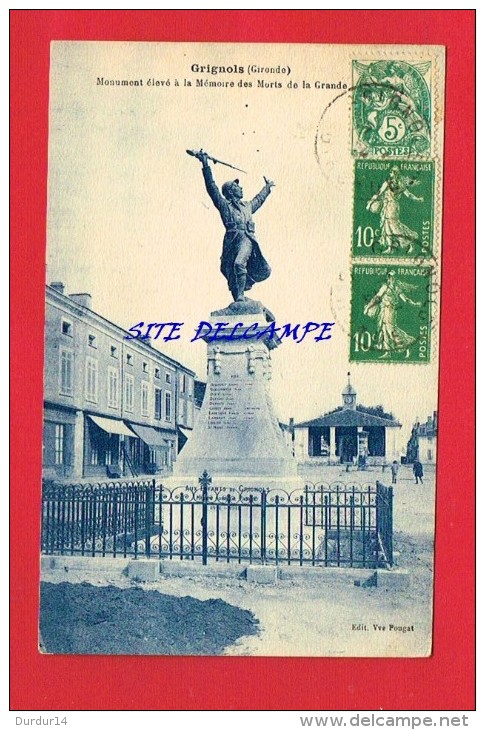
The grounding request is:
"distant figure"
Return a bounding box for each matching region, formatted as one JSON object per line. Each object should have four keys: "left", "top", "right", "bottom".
{"left": 390, "top": 460, "right": 399, "bottom": 484}
{"left": 413, "top": 460, "right": 424, "bottom": 484}
{"left": 194, "top": 149, "right": 274, "bottom": 302}
{"left": 358, "top": 453, "right": 367, "bottom": 470}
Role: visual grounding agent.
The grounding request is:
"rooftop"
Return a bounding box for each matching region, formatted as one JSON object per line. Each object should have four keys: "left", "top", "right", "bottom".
{"left": 295, "top": 408, "right": 401, "bottom": 429}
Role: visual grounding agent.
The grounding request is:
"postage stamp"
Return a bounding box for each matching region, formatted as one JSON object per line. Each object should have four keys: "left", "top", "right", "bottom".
{"left": 350, "top": 264, "right": 433, "bottom": 363}
{"left": 352, "top": 60, "right": 432, "bottom": 157}
{"left": 352, "top": 159, "right": 435, "bottom": 259}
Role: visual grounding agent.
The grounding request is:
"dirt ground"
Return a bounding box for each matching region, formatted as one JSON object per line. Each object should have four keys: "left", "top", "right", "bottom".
{"left": 40, "top": 581, "right": 258, "bottom": 655}
{"left": 40, "top": 464, "right": 436, "bottom": 657}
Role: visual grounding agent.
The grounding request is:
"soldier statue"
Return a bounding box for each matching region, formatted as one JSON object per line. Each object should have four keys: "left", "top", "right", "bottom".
{"left": 192, "top": 149, "right": 275, "bottom": 302}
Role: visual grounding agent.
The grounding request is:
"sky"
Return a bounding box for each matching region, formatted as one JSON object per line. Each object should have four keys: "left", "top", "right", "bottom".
{"left": 45, "top": 42, "right": 443, "bottom": 448}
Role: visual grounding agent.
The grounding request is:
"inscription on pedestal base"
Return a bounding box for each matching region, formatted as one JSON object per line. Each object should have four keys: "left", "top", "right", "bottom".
{"left": 174, "top": 309, "right": 298, "bottom": 482}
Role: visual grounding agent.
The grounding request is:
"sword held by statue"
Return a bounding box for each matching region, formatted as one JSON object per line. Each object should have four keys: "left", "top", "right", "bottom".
{"left": 186, "top": 148, "right": 247, "bottom": 174}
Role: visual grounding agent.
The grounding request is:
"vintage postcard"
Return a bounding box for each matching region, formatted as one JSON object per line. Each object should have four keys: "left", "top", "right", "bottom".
{"left": 39, "top": 41, "right": 445, "bottom": 658}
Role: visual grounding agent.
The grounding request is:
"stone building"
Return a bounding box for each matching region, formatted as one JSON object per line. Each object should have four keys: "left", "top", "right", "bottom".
{"left": 290, "top": 374, "right": 401, "bottom": 466}
{"left": 406, "top": 411, "right": 438, "bottom": 464}
{"left": 43, "top": 283, "right": 195, "bottom": 480}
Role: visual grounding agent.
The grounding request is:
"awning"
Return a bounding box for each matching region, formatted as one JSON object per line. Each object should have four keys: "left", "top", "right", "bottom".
{"left": 128, "top": 423, "right": 170, "bottom": 449}
{"left": 88, "top": 415, "right": 135, "bottom": 438}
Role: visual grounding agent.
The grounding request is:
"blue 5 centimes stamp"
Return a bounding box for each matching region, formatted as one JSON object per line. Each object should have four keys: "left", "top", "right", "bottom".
{"left": 353, "top": 159, "right": 435, "bottom": 259}
{"left": 352, "top": 60, "right": 432, "bottom": 157}
{"left": 350, "top": 264, "right": 433, "bottom": 363}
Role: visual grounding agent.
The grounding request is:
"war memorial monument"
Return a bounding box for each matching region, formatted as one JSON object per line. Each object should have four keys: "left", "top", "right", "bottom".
{"left": 173, "top": 150, "right": 299, "bottom": 487}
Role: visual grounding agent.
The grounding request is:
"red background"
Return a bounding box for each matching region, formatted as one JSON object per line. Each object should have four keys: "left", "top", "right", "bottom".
{"left": 10, "top": 10, "right": 475, "bottom": 711}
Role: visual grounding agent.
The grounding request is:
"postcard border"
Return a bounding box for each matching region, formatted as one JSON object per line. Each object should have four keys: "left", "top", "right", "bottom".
{"left": 10, "top": 9, "right": 475, "bottom": 711}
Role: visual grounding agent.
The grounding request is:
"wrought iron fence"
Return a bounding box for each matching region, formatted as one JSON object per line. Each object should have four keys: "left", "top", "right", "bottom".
{"left": 41, "top": 473, "right": 393, "bottom": 568}
{"left": 41, "top": 479, "right": 156, "bottom": 559}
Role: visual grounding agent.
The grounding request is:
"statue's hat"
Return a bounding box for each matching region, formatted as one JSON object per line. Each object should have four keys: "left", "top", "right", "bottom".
{"left": 222, "top": 179, "right": 240, "bottom": 199}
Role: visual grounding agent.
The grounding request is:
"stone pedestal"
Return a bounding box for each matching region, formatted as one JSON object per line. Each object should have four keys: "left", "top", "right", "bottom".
{"left": 173, "top": 301, "right": 299, "bottom": 488}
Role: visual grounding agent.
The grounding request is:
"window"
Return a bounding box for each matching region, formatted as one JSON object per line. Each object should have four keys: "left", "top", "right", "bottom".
{"left": 59, "top": 349, "right": 73, "bottom": 395}
{"left": 154, "top": 368, "right": 160, "bottom": 380}
{"left": 110, "top": 345, "right": 118, "bottom": 358}
{"left": 142, "top": 361, "right": 148, "bottom": 374}
{"left": 188, "top": 377, "right": 193, "bottom": 396}
{"left": 165, "top": 372, "right": 172, "bottom": 384}
{"left": 85, "top": 357, "right": 98, "bottom": 403}
{"left": 88, "top": 334, "right": 97, "bottom": 348}
{"left": 165, "top": 391, "right": 172, "bottom": 422}
{"left": 61, "top": 320, "right": 72, "bottom": 336}
{"left": 125, "top": 373, "right": 134, "bottom": 412}
{"left": 54, "top": 424, "right": 64, "bottom": 465}
{"left": 108, "top": 367, "right": 119, "bottom": 408}
{"left": 141, "top": 382, "right": 149, "bottom": 416}
{"left": 126, "top": 353, "right": 133, "bottom": 366}
{"left": 154, "top": 388, "right": 162, "bottom": 420}
{"left": 179, "top": 372, "right": 186, "bottom": 393}
{"left": 105, "top": 437, "right": 114, "bottom": 466}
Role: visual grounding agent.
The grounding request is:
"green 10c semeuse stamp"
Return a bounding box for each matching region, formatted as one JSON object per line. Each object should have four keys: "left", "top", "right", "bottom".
{"left": 350, "top": 264, "right": 434, "bottom": 364}
{"left": 352, "top": 159, "right": 435, "bottom": 259}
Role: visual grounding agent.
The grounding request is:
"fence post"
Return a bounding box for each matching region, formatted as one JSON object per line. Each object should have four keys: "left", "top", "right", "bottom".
{"left": 261, "top": 489, "right": 267, "bottom": 565}
{"left": 376, "top": 481, "right": 394, "bottom": 568}
{"left": 388, "top": 487, "right": 394, "bottom": 567}
{"left": 374, "top": 483, "right": 380, "bottom": 568}
{"left": 145, "top": 482, "right": 153, "bottom": 558}
{"left": 199, "top": 470, "right": 212, "bottom": 565}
